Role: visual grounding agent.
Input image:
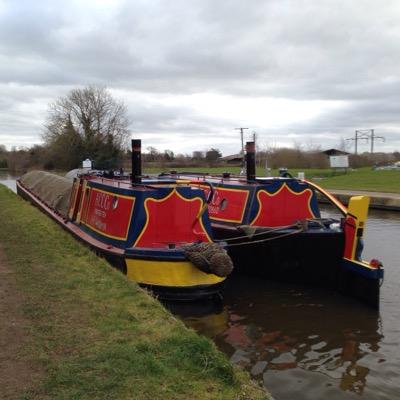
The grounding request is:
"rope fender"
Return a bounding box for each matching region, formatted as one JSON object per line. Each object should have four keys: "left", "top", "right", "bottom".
{"left": 182, "top": 242, "right": 234, "bottom": 277}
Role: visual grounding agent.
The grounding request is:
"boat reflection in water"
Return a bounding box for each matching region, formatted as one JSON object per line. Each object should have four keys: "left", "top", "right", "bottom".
{"left": 171, "top": 275, "right": 382, "bottom": 400}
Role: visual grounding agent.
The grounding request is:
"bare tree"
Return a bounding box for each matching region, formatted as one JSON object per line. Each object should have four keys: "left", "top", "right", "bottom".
{"left": 43, "top": 86, "right": 130, "bottom": 169}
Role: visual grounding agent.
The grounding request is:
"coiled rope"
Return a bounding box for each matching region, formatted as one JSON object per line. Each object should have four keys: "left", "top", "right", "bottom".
{"left": 182, "top": 242, "right": 234, "bottom": 277}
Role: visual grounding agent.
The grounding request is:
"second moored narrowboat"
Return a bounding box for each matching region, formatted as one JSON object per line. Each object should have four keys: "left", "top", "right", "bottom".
{"left": 159, "top": 141, "right": 384, "bottom": 308}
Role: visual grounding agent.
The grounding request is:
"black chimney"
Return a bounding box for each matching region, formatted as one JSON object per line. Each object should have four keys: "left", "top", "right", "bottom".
{"left": 131, "top": 139, "right": 142, "bottom": 184}
{"left": 246, "top": 141, "right": 256, "bottom": 181}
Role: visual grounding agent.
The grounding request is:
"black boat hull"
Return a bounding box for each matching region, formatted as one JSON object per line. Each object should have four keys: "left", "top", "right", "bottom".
{"left": 213, "top": 226, "right": 381, "bottom": 308}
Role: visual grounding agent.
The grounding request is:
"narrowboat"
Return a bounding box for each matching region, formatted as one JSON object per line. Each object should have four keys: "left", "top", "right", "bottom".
{"left": 159, "top": 142, "right": 384, "bottom": 308}
{"left": 16, "top": 140, "right": 233, "bottom": 300}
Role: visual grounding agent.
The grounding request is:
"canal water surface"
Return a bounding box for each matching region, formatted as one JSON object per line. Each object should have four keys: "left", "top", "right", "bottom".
{"left": 168, "top": 209, "right": 400, "bottom": 399}
{"left": 1, "top": 172, "right": 399, "bottom": 399}
{"left": 0, "top": 170, "right": 17, "bottom": 192}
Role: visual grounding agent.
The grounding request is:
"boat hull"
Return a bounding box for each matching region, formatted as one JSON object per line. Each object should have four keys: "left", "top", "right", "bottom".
{"left": 212, "top": 225, "right": 381, "bottom": 308}
{"left": 17, "top": 180, "right": 225, "bottom": 300}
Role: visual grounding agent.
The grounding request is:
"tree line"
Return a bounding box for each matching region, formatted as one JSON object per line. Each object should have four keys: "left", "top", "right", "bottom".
{"left": 1, "top": 85, "right": 399, "bottom": 171}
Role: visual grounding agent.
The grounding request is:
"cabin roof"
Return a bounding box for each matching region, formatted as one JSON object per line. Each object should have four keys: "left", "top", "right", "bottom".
{"left": 219, "top": 153, "right": 243, "bottom": 161}
{"left": 322, "top": 148, "right": 350, "bottom": 156}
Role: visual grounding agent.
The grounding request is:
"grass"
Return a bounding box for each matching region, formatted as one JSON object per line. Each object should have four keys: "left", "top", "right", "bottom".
{"left": 0, "top": 186, "right": 268, "bottom": 400}
{"left": 312, "top": 168, "right": 400, "bottom": 193}
{"left": 143, "top": 166, "right": 400, "bottom": 193}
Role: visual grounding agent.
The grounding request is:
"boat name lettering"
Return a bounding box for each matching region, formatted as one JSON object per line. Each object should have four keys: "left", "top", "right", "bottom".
{"left": 91, "top": 217, "right": 107, "bottom": 232}
{"left": 94, "top": 208, "right": 106, "bottom": 218}
{"left": 95, "top": 191, "right": 111, "bottom": 210}
{"left": 208, "top": 190, "right": 222, "bottom": 215}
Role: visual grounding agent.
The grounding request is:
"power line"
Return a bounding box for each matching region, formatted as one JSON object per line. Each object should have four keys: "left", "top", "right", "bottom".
{"left": 346, "top": 129, "right": 385, "bottom": 154}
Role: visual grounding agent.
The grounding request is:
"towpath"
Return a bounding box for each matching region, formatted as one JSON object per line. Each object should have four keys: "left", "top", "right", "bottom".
{"left": 325, "top": 189, "right": 400, "bottom": 211}
{"left": 0, "top": 246, "right": 42, "bottom": 399}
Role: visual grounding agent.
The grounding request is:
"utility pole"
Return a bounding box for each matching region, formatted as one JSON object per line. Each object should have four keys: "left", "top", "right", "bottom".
{"left": 347, "top": 129, "right": 385, "bottom": 154}
{"left": 346, "top": 130, "right": 369, "bottom": 154}
{"left": 235, "top": 127, "right": 249, "bottom": 155}
{"left": 235, "top": 127, "right": 249, "bottom": 175}
{"left": 370, "top": 129, "right": 385, "bottom": 153}
{"left": 355, "top": 130, "right": 358, "bottom": 155}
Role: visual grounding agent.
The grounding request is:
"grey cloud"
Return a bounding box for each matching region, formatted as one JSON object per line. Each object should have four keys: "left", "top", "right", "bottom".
{"left": 0, "top": 0, "right": 400, "bottom": 151}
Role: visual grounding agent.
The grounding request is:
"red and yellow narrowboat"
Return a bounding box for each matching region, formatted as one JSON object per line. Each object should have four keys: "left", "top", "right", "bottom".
{"left": 160, "top": 142, "right": 384, "bottom": 308}
{"left": 16, "top": 141, "right": 233, "bottom": 300}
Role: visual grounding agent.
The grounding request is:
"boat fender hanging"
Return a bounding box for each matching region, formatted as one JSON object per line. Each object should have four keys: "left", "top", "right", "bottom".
{"left": 182, "top": 242, "right": 234, "bottom": 277}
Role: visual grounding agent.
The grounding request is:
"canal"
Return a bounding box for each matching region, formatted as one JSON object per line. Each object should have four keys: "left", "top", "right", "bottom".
{"left": 168, "top": 207, "right": 400, "bottom": 399}
{"left": 1, "top": 171, "right": 399, "bottom": 399}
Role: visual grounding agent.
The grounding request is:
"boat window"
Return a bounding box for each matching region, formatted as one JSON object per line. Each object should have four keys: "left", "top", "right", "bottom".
{"left": 219, "top": 198, "right": 228, "bottom": 211}
{"left": 112, "top": 196, "right": 119, "bottom": 210}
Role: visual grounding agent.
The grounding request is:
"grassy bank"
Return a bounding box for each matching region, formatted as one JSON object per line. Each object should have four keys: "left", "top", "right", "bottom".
{"left": 143, "top": 166, "right": 399, "bottom": 193}
{"left": 0, "top": 186, "right": 268, "bottom": 400}
{"left": 312, "top": 168, "right": 400, "bottom": 193}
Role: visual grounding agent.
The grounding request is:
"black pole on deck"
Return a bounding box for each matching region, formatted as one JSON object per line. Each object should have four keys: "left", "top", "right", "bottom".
{"left": 131, "top": 139, "right": 142, "bottom": 184}
{"left": 246, "top": 141, "right": 256, "bottom": 182}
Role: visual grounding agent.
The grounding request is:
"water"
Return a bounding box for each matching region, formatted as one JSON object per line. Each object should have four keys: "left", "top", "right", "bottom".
{"left": 169, "top": 209, "right": 400, "bottom": 400}
{"left": 1, "top": 173, "right": 399, "bottom": 399}
{"left": 0, "top": 170, "right": 18, "bottom": 192}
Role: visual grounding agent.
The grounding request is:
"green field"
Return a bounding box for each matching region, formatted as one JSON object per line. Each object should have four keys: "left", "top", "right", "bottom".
{"left": 143, "top": 166, "right": 400, "bottom": 194}
{"left": 310, "top": 168, "right": 400, "bottom": 193}
{"left": 0, "top": 186, "right": 268, "bottom": 400}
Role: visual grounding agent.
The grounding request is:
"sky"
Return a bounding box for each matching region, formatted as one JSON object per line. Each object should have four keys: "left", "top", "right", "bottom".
{"left": 1, "top": 0, "right": 400, "bottom": 156}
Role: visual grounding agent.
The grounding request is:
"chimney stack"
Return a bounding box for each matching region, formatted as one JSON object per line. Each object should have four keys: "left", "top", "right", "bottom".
{"left": 131, "top": 139, "right": 142, "bottom": 184}
{"left": 246, "top": 141, "right": 256, "bottom": 181}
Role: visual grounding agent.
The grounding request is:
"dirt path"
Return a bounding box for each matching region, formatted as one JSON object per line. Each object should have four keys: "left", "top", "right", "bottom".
{"left": 0, "top": 247, "right": 42, "bottom": 399}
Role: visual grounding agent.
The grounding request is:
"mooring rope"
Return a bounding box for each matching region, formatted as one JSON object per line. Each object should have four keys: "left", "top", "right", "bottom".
{"left": 223, "top": 226, "right": 305, "bottom": 248}
{"left": 215, "top": 223, "right": 299, "bottom": 243}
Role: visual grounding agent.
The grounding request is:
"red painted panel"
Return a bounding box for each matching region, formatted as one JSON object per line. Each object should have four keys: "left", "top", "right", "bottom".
{"left": 135, "top": 190, "right": 211, "bottom": 248}
{"left": 343, "top": 216, "right": 356, "bottom": 259}
{"left": 84, "top": 188, "right": 135, "bottom": 240}
{"left": 202, "top": 187, "right": 249, "bottom": 223}
{"left": 251, "top": 185, "right": 315, "bottom": 227}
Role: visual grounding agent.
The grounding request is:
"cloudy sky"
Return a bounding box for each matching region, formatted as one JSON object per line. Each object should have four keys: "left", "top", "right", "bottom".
{"left": 1, "top": 0, "right": 399, "bottom": 155}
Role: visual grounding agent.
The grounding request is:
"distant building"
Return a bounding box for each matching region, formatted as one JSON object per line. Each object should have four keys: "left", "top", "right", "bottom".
{"left": 322, "top": 149, "right": 350, "bottom": 156}
{"left": 219, "top": 153, "right": 243, "bottom": 165}
{"left": 322, "top": 149, "right": 350, "bottom": 168}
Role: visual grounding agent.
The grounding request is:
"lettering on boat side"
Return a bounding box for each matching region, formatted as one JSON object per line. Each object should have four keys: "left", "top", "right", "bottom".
{"left": 202, "top": 186, "right": 249, "bottom": 223}
{"left": 208, "top": 190, "right": 223, "bottom": 215}
{"left": 95, "top": 191, "right": 111, "bottom": 210}
{"left": 94, "top": 208, "right": 106, "bottom": 218}
{"left": 93, "top": 218, "right": 107, "bottom": 232}
{"left": 83, "top": 188, "right": 135, "bottom": 240}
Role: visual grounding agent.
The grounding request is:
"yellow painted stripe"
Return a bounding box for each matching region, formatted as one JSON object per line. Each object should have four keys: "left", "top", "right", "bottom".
{"left": 343, "top": 258, "right": 377, "bottom": 270}
{"left": 125, "top": 258, "right": 225, "bottom": 287}
{"left": 346, "top": 196, "right": 370, "bottom": 259}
